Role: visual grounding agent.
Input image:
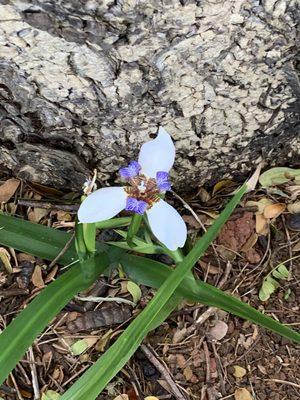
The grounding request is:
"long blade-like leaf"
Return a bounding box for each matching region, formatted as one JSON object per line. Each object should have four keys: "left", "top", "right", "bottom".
{"left": 1, "top": 212, "right": 299, "bottom": 343}
{"left": 0, "top": 213, "right": 77, "bottom": 264}
{"left": 121, "top": 255, "right": 300, "bottom": 342}
{"left": 0, "top": 253, "right": 109, "bottom": 384}
{"left": 61, "top": 184, "right": 248, "bottom": 399}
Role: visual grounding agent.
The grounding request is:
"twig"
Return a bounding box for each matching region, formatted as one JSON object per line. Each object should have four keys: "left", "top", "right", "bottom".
{"left": 282, "top": 215, "right": 293, "bottom": 274}
{"left": 141, "top": 344, "right": 187, "bottom": 400}
{"left": 196, "top": 262, "right": 232, "bottom": 324}
{"left": 75, "top": 295, "right": 136, "bottom": 307}
{"left": 28, "top": 347, "right": 40, "bottom": 400}
{"left": 171, "top": 190, "right": 221, "bottom": 268}
{"left": 18, "top": 199, "right": 79, "bottom": 212}
{"left": 49, "top": 232, "right": 75, "bottom": 268}
{"left": 263, "top": 379, "right": 300, "bottom": 389}
{"left": 0, "top": 288, "right": 29, "bottom": 297}
{"left": 9, "top": 373, "right": 24, "bottom": 400}
{"left": 126, "top": 364, "right": 144, "bottom": 400}
{"left": 211, "top": 342, "right": 226, "bottom": 395}
{"left": 203, "top": 341, "right": 211, "bottom": 383}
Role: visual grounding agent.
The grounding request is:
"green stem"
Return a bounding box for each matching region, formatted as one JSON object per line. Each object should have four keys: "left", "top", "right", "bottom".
{"left": 95, "top": 217, "right": 131, "bottom": 229}
{"left": 126, "top": 214, "right": 143, "bottom": 247}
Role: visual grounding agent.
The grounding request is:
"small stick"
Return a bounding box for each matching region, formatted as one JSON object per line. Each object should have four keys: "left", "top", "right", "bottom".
{"left": 75, "top": 295, "right": 136, "bottom": 307}
{"left": 203, "top": 341, "right": 211, "bottom": 383}
{"left": 9, "top": 373, "right": 24, "bottom": 400}
{"left": 0, "top": 288, "right": 29, "bottom": 297}
{"left": 171, "top": 190, "right": 221, "bottom": 268}
{"left": 28, "top": 347, "right": 40, "bottom": 400}
{"left": 263, "top": 379, "right": 300, "bottom": 389}
{"left": 49, "top": 232, "right": 75, "bottom": 268}
{"left": 196, "top": 262, "right": 231, "bottom": 324}
{"left": 211, "top": 342, "right": 226, "bottom": 395}
{"left": 141, "top": 344, "right": 187, "bottom": 400}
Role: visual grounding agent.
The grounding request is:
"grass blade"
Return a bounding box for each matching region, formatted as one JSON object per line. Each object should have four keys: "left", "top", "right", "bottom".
{"left": 0, "top": 253, "right": 109, "bottom": 384}
{"left": 121, "top": 255, "right": 300, "bottom": 342}
{"left": 1, "top": 212, "right": 299, "bottom": 342}
{"left": 61, "top": 184, "right": 248, "bottom": 399}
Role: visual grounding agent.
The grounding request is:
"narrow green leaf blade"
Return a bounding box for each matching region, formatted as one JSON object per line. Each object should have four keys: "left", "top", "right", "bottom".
{"left": 122, "top": 254, "right": 300, "bottom": 342}
{"left": 0, "top": 253, "right": 109, "bottom": 384}
{"left": 61, "top": 184, "right": 248, "bottom": 400}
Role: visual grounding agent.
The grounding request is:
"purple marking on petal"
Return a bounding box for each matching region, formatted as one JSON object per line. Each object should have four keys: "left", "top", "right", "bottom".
{"left": 156, "top": 171, "right": 171, "bottom": 192}
{"left": 125, "top": 197, "right": 148, "bottom": 215}
{"left": 119, "top": 161, "right": 141, "bottom": 180}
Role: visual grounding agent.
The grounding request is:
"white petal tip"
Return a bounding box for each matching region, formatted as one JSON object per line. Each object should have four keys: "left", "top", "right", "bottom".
{"left": 147, "top": 200, "right": 187, "bottom": 251}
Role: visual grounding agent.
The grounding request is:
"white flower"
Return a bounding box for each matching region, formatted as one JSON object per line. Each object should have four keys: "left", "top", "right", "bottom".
{"left": 78, "top": 127, "right": 187, "bottom": 251}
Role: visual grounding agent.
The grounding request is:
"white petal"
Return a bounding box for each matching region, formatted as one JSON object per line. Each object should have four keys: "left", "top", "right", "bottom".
{"left": 78, "top": 186, "right": 127, "bottom": 223}
{"left": 138, "top": 127, "right": 175, "bottom": 178}
{"left": 147, "top": 199, "right": 187, "bottom": 251}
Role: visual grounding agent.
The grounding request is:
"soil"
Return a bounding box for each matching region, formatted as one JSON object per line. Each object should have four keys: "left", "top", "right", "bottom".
{"left": 0, "top": 177, "right": 299, "bottom": 400}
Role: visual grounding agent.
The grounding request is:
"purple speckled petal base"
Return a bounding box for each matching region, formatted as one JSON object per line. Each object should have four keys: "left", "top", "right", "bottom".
{"left": 125, "top": 197, "right": 148, "bottom": 215}
{"left": 119, "top": 161, "right": 141, "bottom": 180}
{"left": 156, "top": 171, "right": 171, "bottom": 192}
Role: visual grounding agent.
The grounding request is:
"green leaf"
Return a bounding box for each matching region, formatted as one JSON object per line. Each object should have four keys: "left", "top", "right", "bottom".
{"left": 122, "top": 254, "right": 300, "bottom": 343}
{"left": 259, "top": 167, "right": 300, "bottom": 187}
{"left": 42, "top": 390, "right": 61, "bottom": 400}
{"left": 71, "top": 339, "right": 90, "bottom": 356}
{"left": 0, "top": 208, "right": 299, "bottom": 400}
{"left": 0, "top": 212, "right": 299, "bottom": 343}
{"left": 284, "top": 288, "right": 291, "bottom": 300}
{"left": 259, "top": 276, "right": 279, "bottom": 301}
{"left": 272, "top": 264, "right": 289, "bottom": 280}
{"left": 127, "top": 281, "right": 142, "bottom": 304}
{"left": 0, "top": 253, "right": 109, "bottom": 385}
{"left": 60, "top": 183, "right": 249, "bottom": 400}
{"left": 0, "top": 212, "right": 78, "bottom": 265}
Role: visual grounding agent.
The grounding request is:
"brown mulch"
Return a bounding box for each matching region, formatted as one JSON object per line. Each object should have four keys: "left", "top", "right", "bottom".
{"left": 0, "top": 176, "right": 299, "bottom": 400}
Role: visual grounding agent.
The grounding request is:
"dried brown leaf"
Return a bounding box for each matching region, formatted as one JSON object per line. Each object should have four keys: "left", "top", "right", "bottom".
{"left": 244, "top": 248, "right": 261, "bottom": 264}
{"left": 31, "top": 265, "right": 45, "bottom": 288}
{"left": 0, "top": 178, "right": 20, "bottom": 203}
{"left": 217, "top": 245, "right": 236, "bottom": 262}
{"left": 263, "top": 203, "right": 286, "bottom": 219}
{"left": 234, "top": 388, "right": 253, "bottom": 400}
{"left": 0, "top": 247, "right": 13, "bottom": 273}
{"left": 96, "top": 329, "right": 113, "bottom": 352}
{"left": 292, "top": 240, "right": 300, "bottom": 252}
{"left": 255, "top": 214, "right": 269, "bottom": 235}
{"left": 17, "top": 253, "right": 36, "bottom": 263}
{"left": 183, "top": 365, "right": 194, "bottom": 381}
{"left": 176, "top": 354, "right": 186, "bottom": 369}
{"left": 209, "top": 320, "right": 228, "bottom": 341}
{"left": 45, "top": 265, "right": 59, "bottom": 283}
{"left": 113, "top": 395, "right": 129, "bottom": 400}
{"left": 212, "top": 179, "right": 235, "bottom": 196}
{"left": 287, "top": 201, "right": 300, "bottom": 214}
{"left": 233, "top": 365, "right": 247, "bottom": 378}
{"left": 198, "top": 260, "right": 221, "bottom": 275}
{"left": 240, "top": 233, "right": 258, "bottom": 252}
{"left": 28, "top": 208, "right": 48, "bottom": 223}
{"left": 196, "top": 187, "right": 211, "bottom": 202}
{"left": 172, "top": 327, "right": 188, "bottom": 344}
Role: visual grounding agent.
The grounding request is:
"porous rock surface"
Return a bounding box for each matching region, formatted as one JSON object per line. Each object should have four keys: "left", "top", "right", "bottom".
{"left": 0, "top": 0, "right": 299, "bottom": 191}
